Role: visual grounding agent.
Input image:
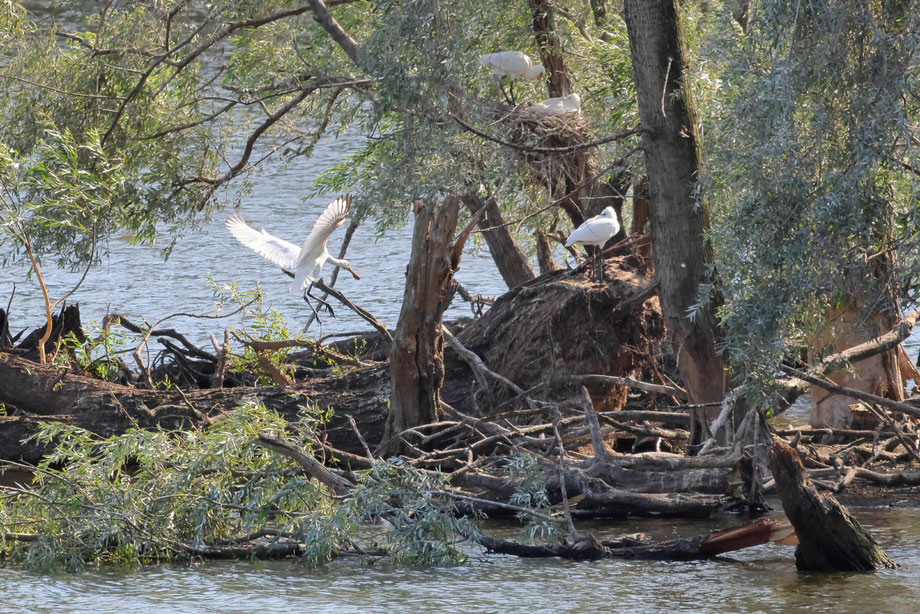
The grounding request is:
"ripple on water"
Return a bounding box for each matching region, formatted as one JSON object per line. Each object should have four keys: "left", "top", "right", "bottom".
{"left": 3, "top": 509, "right": 920, "bottom": 614}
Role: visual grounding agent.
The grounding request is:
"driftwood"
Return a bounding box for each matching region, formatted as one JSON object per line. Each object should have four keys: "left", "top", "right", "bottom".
{"left": 768, "top": 438, "right": 897, "bottom": 571}
{"left": 477, "top": 518, "right": 795, "bottom": 561}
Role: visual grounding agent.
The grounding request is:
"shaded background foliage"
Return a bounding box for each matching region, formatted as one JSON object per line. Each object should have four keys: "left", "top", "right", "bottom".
{"left": 705, "top": 0, "right": 920, "bottom": 396}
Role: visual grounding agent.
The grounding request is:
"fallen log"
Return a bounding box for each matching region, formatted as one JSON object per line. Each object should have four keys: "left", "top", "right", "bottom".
{"left": 477, "top": 518, "right": 795, "bottom": 561}
{"left": 0, "top": 352, "right": 389, "bottom": 463}
{"left": 572, "top": 489, "right": 722, "bottom": 518}
{"left": 768, "top": 438, "right": 897, "bottom": 571}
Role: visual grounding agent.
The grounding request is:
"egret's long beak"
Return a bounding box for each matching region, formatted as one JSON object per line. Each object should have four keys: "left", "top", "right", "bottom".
{"left": 346, "top": 265, "right": 360, "bottom": 280}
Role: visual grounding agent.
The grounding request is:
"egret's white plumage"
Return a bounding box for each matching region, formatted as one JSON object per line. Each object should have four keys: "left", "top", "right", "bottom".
{"left": 226, "top": 195, "right": 359, "bottom": 293}
{"left": 565, "top": 206, "right": 620, "bottom": 248}
{"left": 527, "top": 93, "right": 581, "bottom": 116}
{"left": 565, "top": 206, "right": 620, "bottom": 281}
{"left": 478, "top": 51, "right": 545, "bottom": 80}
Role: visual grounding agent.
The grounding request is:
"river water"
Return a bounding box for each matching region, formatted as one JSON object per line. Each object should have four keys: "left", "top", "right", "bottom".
{"left": 1, "top": 130, "right": 511, "bottom": 346}
{"left": 1, "top": 507, "right": 919, "bottom": 613}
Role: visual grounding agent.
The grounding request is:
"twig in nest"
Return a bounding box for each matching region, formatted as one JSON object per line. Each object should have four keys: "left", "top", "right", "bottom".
{"left": 450, "top": 112, "right": 641, "bottom": 155}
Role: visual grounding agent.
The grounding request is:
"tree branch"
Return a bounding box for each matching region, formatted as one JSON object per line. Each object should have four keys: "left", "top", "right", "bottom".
{"left": 450, "top": 113, "right": 641, "bottom": 154}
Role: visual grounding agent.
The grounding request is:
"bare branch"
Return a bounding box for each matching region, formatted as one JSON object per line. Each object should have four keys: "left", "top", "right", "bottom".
{"left": 450, "top": 113, "right": 641, "bottom": 154}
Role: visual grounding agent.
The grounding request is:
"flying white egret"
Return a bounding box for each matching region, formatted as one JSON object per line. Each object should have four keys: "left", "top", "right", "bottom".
{"left": 564, "top": 206, "right": 621, "bottom": 281}
{"left": 478, "top": 51, "right": 545, "bottom": 104}
{"left": 226, "top": 195, "right": 359, "bottom": 321}
{"left": 527, "top": 93, "right": 581, "bottom": 116}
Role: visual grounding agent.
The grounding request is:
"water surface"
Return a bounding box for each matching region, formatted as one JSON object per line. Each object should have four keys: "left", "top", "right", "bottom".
{"left": 1, "top": 508, "right": 917, "bottom": 614}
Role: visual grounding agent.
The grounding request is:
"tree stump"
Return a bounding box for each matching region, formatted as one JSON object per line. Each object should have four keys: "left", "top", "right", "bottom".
{"left": 768, "top": 437, "right": 897, "bottom": 571}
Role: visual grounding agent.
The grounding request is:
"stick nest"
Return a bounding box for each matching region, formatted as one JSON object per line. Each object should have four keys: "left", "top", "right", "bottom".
{"left": 490, "top": 103, "right": 593, "bottom": 187}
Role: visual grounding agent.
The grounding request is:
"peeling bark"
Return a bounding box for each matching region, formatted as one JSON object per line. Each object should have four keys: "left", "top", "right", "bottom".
{"left": 385, "top": 196, "right": 462, "bottom": 446}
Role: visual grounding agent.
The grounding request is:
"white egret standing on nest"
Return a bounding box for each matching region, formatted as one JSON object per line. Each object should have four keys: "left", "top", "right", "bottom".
{"left": 226, "top": 195, "right": 360, "bottom": 322}
{"left": 564, "top": 206, "right": 620, "bottom": 281}
{"left": 478, "top": 51, "right": 545, "bottom": 104}
{"left": 527, "top": 93, "right": 581, "bottom": 116}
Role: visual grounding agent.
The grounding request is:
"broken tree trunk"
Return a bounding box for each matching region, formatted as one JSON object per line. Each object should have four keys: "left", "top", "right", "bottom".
{"left": 809, "top": 306, "right": 907, "bottom": 429}
{"left": 386, "top": 196, "right": 469, "bottom": 449}
{"left": 768, "top": 437, "right": 897, "bottom": 571}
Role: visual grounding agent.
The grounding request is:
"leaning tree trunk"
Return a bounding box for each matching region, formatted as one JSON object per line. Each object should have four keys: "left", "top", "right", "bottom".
{"left": 462, "top": 195, "right": 535, "bottom": 289}
{"left": 769, "top": 438, "right": 896, "bottom": 571}
{"left": 623, "top": 0, "right": 725, "bottom": 434}
{"left": 385, "top": 196, "right": 463, "bottom": 447}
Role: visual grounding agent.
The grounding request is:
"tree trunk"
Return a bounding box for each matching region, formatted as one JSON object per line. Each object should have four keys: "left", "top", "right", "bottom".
{"left": 622, "top": 0, "right": 725, "bottom": 429}
{"left": 535, "top": 230, "right": 559, "bottom": 274}
{"left": 528, "top": 0, "right": 572, "bottom": 97}
{"left": 462, "top": 195, "right": 535, "bottom": 289}
{"left": 809, "top": 307, "right": 906, "bottom": 429}
{"left": 386, "top": 196, "right": 462, "bottom": 446}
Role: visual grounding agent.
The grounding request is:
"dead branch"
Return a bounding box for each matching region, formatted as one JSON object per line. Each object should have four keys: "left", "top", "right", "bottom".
{"left": 312, "top": 279, "right": 393, "bottom": 343}
{"left": 572, "top": 373, "right": 688, "bottom": 400}
{"left": 781, "top": 366, "right": 920, "bottom": 420}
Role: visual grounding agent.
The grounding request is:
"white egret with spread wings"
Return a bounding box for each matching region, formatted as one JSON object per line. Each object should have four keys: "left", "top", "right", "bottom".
{"left": 226, "top": 195, "right": 359, "bottom": 321}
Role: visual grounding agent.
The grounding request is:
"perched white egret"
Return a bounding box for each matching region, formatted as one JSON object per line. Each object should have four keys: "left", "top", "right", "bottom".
{"left": 527, "top": 93, "right": 581, "bottom": 116}
{"left": 478, "top": 51, "right": 545, "bottom": 104}
{"left": 226, "top": 195, "right": 359, "bottom": 320}
{"left": 564, "top": 206, "right": 620, "bottom": 280}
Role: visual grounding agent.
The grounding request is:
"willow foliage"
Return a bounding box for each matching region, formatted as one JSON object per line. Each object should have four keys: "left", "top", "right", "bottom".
{"left": 0, "top": 401, "right": 480, "bottom": 571}
{"left": 706, "top": 1, "right": 920, "bottom": 394}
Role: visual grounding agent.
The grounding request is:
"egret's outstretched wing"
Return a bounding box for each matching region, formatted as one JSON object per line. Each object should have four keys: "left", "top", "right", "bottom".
{"left": 226, "top": 213, "right": 300, "bottom": 270}
{"left": 295, "top": 195, "right": 351, "bottom": 265}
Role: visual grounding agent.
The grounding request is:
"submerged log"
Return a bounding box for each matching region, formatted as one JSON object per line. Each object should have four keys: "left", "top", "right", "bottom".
{"left": 478, "top": 518, "right": 795, "bottom": 561}
{"left": 768, "top": 438, "right": 897, "bottom": 571}
{"left": 443, "top": 252, "right": 664, "bottom": 413}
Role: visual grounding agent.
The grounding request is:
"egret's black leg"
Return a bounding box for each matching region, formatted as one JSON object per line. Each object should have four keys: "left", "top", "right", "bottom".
{"left": 499, "top": 78, "right": 514, "bottom": 106}
{"left": 302, "top": 287, "right": 323, "bottom": 325}
{"left": 306, "top": 282, "right": 336, "bottom": 318}
{"left": 509, "top": 80, "right": 518, "bottom": 105}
